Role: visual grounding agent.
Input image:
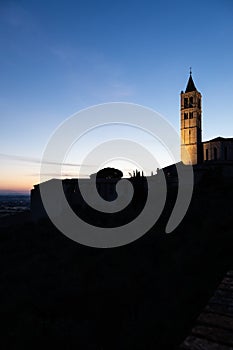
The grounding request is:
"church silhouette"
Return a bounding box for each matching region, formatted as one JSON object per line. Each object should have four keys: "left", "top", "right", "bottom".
{"left": 31, "top": 73, "right": 233, "bottom": 221}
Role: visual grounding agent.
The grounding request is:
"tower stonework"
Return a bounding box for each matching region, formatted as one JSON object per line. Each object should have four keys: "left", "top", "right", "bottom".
{"left": 180, "top": 72, "right": 202, "bottom": 165}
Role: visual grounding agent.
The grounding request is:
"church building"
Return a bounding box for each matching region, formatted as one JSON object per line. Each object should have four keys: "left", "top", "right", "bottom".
{"left": 180, "top": 72, "right": 233, "bottom": 165}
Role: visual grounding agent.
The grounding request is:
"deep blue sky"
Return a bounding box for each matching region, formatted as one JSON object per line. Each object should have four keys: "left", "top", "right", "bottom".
{"left": 1, "top": 0, "right": 233, "bottom": 191}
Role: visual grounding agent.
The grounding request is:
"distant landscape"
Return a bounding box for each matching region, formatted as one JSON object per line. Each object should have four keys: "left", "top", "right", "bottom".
{"left": 0, "top": 194, "right": 30, "bottom": 219}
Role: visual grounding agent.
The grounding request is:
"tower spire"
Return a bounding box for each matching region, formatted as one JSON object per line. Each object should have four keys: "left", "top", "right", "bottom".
{"left": 185, "top": 69, "right": 197, "bottom": 93}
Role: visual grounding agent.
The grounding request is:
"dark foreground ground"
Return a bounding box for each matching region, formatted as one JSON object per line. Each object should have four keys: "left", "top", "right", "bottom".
{"left": 1, "top": 180, "right": 233, "bottom": 349}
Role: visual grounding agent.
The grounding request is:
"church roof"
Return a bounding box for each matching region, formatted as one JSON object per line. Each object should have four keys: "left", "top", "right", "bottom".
{"left": 203, "top": 136, "right": 233, "bottom": 143}
{"left": 185, "top": 73, "right": 197, "bottom": 92}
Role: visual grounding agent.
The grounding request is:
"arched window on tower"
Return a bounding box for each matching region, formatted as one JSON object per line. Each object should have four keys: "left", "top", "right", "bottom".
{"left": 184, "top": 98, "right": 188, "bottom": 108}
{"left": 184, "top": 112, "right": 188, "bottom": 119}
{"left": 189, "top": 97, "right": 193, "bottom": 107}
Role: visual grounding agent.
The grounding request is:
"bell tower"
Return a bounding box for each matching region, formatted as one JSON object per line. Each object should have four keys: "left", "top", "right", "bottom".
{"left": 180, "top": 70, "right": 202, "bottom": 165}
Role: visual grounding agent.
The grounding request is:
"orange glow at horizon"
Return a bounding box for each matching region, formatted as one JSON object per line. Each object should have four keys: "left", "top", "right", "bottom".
{"left": 0, "top": 176, "right": 38, "bottom": 192}
{"left": 1, "top": 161, "right": 39, "bottom": 193}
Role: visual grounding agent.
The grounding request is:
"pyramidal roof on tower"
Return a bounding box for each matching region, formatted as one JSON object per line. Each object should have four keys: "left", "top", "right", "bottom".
{"left": 185, "top": 72, "right": 197, "bottom": 93}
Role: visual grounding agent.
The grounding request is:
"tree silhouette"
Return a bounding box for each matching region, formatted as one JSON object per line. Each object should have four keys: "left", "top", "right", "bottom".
{"left": 94, "top": 167, "right": 123, "bottom": 180}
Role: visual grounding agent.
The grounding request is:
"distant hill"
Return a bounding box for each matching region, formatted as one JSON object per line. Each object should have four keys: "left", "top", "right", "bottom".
{"left": 0, "top": 190, "right": 30, "bottom": 196}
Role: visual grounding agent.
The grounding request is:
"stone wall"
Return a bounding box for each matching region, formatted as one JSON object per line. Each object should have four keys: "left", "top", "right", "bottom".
{"left": 203, "top": 139, "right": 233, "bottom": 162}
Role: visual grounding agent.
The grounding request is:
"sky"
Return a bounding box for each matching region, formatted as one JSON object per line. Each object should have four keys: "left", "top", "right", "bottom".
{"left": 0, "top": 0, "right": 233, "bottom": 193}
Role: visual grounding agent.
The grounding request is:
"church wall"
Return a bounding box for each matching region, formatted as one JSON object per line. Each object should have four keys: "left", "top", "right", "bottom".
{"left": 203, "top": 140, "right": 233, "bottom": 162}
